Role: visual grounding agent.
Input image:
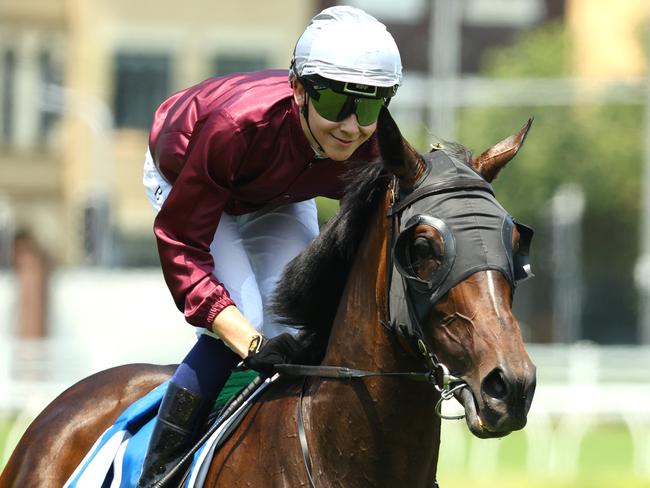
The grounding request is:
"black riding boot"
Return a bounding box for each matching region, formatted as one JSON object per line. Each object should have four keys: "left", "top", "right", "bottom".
{"left": 136, "top": 382, "right": 209, "bottom": 488}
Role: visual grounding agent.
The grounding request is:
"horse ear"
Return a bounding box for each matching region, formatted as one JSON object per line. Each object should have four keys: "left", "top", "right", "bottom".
{"left": 377, "top": 106, "right": 425, "bottom": 188}
{"left": 471, "top": 118, "right": 533, "bottom": 182}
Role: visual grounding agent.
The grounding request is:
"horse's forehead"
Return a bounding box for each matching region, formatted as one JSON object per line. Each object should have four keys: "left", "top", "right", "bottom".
{"left": 406, "top": 152, "right": 508, "bottom": 256}
{"left": 398, "top": 151, "right": 515, "bottom": 304}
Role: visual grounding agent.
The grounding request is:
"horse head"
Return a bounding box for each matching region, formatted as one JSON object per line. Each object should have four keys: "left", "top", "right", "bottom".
{"left": 378, "top": 108, "right": 536, "bottom": 439}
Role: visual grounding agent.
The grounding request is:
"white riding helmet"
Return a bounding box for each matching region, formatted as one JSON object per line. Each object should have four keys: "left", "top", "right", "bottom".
{"left": 291, "top": 6, "right": 402, "bottom": 88}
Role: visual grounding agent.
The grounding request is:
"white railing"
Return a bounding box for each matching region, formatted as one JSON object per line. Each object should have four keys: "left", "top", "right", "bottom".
{"left": 2, "top": 271, "right": 649, "bottom": 476}
{"left": 0, "top": 269, "right": 198, "bottom": 467}
{"left": 439, "top": 343, "right": 650, "bottom": 478}
{"left": 2, "top": 341, "right": 650, "bottom": 476}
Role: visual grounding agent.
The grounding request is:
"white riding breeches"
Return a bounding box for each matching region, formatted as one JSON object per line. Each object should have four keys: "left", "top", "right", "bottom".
{"left": 143, "top": 149, "right": 319, "bottom": 338}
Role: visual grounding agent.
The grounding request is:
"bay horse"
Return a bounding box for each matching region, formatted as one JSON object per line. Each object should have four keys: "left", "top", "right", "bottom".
{"left": 0, "top": 108, "right": 536, "bottom": 487}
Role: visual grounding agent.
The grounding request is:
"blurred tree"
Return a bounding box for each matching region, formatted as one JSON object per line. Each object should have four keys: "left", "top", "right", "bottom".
{"left": 457, "top": 22, "right": 643, "bottom": 343}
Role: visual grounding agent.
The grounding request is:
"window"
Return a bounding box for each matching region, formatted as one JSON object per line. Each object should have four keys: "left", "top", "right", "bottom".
{"left": 464, "top": 0, "right": 546, "bottom": 27}
{"left": 113, "top": 52, "right": 171, "bottom": 129}
{"left": 1, "top": 49, "right": 15, "bottom": 143}
{"left": 38, "top": 50, "right": 63, "bottom": 145}
{"left": 0, "top": 37, "right": 65, "bottom": 149}
{"left": 213, "top": 54, "right": 268, "bottom": 77}
{"left": 339, "top": 0, "right": 427, "bottom": 22}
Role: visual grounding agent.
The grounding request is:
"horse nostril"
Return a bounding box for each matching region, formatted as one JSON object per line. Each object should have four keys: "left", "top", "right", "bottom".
{"left": 482, "top": 368, "right": 509, "bottom": 400}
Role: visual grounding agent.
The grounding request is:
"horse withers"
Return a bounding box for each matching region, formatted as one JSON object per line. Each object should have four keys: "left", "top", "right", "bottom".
{"left": 0, "top": 109, "right": 536, "bottom": 487}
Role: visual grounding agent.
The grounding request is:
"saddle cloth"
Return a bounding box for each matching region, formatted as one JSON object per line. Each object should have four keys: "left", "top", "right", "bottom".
{"left": 63, "top": 371, "right": 262, "bottom": 488}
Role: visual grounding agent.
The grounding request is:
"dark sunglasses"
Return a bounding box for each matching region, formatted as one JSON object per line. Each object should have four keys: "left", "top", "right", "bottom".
{"left": 301, "top": 76, "right": 396, "bottom": 126}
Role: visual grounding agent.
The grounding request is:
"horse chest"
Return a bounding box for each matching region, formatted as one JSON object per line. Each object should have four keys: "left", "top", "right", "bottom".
{"left": 305, "top": 378, "right": 440, "bottom": 486}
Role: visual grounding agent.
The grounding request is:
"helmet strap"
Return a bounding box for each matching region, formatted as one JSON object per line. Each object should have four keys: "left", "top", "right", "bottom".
{"left": 302, "top": 96, "right": 327, "bottom": 157}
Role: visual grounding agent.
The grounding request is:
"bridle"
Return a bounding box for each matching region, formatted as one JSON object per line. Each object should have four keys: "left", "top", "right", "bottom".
{"left": 276, "top": 151, "right": 532, "bottom": 396}
{"left": 278, "top": 147, "right": 536, "bottom": 404}
{"left": 381, "top": 150, "right": 533, "bottom": 390}
{"left": 278, "top": 151, "right": 534, "bottom": 488}
{"left": 277, "top": 168, "right": 483, "bottom": 415}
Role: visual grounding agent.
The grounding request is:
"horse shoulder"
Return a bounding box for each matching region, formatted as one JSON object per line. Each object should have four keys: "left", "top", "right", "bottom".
{"left": 0, "top": 363, "right": 174, "bottom": 488}
{"left": 205, "top": 378, "right": 307, "bottom": 487}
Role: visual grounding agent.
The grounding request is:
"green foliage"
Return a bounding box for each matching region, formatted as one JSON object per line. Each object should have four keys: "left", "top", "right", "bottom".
{"left": 459, "top": 104, "right": 642, "bottom": 240}
{"left": 460, "top": 22, "right": 642, "bottom": 224}
{"left": 480, "top": 22, "right": 572, "bottom": 78}
{"left": 456, "top": 22, "right": 643, "bottom": 343}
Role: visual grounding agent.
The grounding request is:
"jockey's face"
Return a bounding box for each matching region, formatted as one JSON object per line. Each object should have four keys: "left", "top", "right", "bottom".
{"left": 293, "top": 80, "right": 376, "bottom": 162}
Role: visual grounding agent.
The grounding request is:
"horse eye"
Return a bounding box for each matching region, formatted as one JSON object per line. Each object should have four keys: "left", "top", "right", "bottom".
{"left": 412, "top": 237, "right": 433, "bottom": 260}
{"left": 408, "top": 234, "right": 442, "bottom": 281}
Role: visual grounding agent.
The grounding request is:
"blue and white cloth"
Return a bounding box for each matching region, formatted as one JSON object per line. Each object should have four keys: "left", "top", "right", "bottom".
{"left": 63, "top": 377, "right": 274, "bottom": 488}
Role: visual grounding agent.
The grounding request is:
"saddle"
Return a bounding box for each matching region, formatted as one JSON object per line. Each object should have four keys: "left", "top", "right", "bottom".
{"left": 63, "top": 370, "right": 268, "bottom": 488}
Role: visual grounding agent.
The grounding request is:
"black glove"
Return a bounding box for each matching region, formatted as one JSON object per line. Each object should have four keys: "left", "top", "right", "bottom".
{"left": 243, "top": 333, "right": 307, "bottom": 375}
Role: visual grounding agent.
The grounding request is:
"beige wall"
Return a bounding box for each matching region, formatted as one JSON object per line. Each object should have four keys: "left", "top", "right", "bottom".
{"left": 0, "top": 0, "right": 65, "bottom": 23}
{"left": 0, "top": 0, "right": 67, "bottom": 259}
{"left": 1, "top": 0, "right": 315, "bottom": 265}
{"left": 66, "top": 0, "right": 315, "bottom": 264}
{"left": 567, "top": 0, "right": 650, "bottom": 78}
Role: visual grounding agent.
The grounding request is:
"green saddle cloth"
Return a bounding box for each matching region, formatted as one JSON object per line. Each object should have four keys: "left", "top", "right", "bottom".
{"left": 213, "top": 369, "right": 260, "bottom": 412}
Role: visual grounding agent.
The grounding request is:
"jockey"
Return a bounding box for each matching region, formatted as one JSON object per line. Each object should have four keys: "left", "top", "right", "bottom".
{"left": 138, "top": 5, "right": 402, "bottom": 486}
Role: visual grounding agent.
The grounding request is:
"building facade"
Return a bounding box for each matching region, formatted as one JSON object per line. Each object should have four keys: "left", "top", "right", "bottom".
{"left": 0, "top": 0, "right": 313, "bottom": 266}
{"left": 1, "top": 0, "right": 649, "bottom": 269}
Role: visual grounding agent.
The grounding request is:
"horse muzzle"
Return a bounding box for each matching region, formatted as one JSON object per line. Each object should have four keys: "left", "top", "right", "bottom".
{"left": 455, "top": 362, "right": 537, "bottom": 439}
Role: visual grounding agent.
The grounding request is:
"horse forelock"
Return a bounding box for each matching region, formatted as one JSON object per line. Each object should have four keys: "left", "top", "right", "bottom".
{"left": 270, "top": 160, "right": 390, "bottom": 357}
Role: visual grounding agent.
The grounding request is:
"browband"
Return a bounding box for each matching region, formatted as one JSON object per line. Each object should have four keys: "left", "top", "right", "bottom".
{"left": 388, "top": 177, "right": 494, "bottom": 216}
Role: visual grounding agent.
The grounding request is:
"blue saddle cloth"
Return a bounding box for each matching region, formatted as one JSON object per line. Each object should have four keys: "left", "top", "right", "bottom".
{"left": 63, "top": 371, "right": 261, "bottom": 488}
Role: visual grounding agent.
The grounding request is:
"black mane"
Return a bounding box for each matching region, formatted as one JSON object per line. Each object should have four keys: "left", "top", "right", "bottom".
{"left": 270, "top": 141, "right": 475, "bottom": 361}
{"left": 271, "top": 161, "right": 390, "bottom": 351}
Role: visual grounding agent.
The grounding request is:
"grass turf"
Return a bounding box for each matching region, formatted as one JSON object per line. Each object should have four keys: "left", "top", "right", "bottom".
{"left": 1, "top": 413, "right": 649, "bottom": 487}
{"left": 437, "top": 422, "right": 650, "bottom": 488}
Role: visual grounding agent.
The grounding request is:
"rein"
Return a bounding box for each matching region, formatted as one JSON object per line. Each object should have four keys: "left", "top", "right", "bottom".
{"left": 277, "top": 360, "right": 458, "bottom": 488}
{"left": 275, "top": 363, "right": 430, "bottom": 381}
{"left": 275, "top": 362, "right": 465, "bottom": 418}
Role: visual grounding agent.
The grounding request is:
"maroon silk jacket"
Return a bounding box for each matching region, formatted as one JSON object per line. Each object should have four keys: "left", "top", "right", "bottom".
{"left": 149, "top": 70, "right": 378, "bottom": 328}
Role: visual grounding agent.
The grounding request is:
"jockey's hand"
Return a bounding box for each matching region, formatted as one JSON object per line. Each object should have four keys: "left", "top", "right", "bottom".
{"left": 243, "top": 333, "right": 306, "bottom": 375}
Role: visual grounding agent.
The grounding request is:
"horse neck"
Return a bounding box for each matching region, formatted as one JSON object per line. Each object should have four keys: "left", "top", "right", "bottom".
{"left": 322, "top": 190, "right": 396, "bottom": 370}
{"left": 312, "top": 190, "right": 441, "bottom": 486}
{"left": 323, "top": 191, "right": 425, "bottom": 373}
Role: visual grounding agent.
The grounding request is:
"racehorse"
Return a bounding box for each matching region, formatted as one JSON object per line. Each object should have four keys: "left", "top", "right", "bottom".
{"left": 0, "top": 108, "right": 536, "bottom": 487}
